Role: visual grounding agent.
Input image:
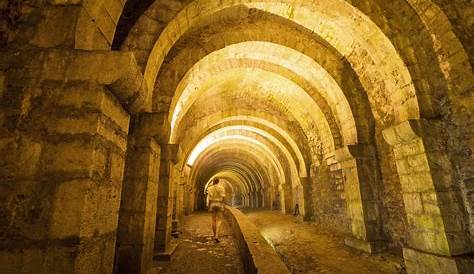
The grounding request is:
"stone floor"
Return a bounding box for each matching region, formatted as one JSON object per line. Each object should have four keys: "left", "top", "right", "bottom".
{"left": 245, "top": 209, "right": 406, "bottom": 274}
{"left": 155, "top": 212, "right": 245, "bottom": 274}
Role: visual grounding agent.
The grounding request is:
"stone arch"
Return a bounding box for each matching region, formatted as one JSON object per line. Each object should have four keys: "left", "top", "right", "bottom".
{"left": 178, "top": 116, "right": 309, "bottom": 178}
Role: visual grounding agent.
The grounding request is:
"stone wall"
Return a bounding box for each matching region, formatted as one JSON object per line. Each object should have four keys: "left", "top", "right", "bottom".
{"left": 0, "top": 79, "right": 130, "bottom": 273}
{"left": 310, "top": 159, "right": 350, "bottom": 234}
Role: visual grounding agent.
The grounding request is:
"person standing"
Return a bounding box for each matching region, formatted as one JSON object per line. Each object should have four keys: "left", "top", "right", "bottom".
{"left": 206, "top": 177, "right": 226, "bottom": 242}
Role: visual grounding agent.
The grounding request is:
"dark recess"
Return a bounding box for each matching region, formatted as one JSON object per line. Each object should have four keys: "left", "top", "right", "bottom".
{"left": 112, "top": 0, "right": 155, "bottom": 50}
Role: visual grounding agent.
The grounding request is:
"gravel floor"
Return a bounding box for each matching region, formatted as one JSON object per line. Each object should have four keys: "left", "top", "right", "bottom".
{"left": 156, "top": 212, "right": 245, "bottom": 274}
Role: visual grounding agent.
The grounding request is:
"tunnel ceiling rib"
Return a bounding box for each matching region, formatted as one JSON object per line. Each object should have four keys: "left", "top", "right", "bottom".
{"left": 192, "top": 130, "right": 296, "bottom": 181}
{"left": 172, "top": 68, "right": 335, "bottom": 154}
{"left": 195, "top": 157, "right": 270, "bottom": 194}
{"left": 187, "top": 127, "right": 295, "bottom": 165}
{"left": 176, "top": 107, "right": 312, "bottom": 166}
{"left": 179, "top": 120, "right": 309, "bottom": 177}
{"left": 190, "top": 137, "right": 287, "bottom": 185}
{"left": 143, "top": 0, "right": 421, "bottom": 125}
{"left": 190, "top": 141, "right": 288, "bottom": 191}
{"left": 201, "top": 166, "right": 258, "bottom": 194}
{"left": 185, "top": 126, "right": 301, "bottom": 188}
{"left": 167, "top": 42, "right": 357, "bottom": 146}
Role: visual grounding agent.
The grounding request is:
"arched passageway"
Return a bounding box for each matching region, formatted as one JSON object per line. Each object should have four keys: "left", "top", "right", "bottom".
{"left": 0, "top": 0, "right": 472, "bottom": 274}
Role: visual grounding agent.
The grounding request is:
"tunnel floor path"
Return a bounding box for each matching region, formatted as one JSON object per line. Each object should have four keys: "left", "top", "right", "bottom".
{"left": 244, "top": 209, "right": 405, "bottom": 274}
{"left": 155, "top": 212, "right": 245, "bottom": 274}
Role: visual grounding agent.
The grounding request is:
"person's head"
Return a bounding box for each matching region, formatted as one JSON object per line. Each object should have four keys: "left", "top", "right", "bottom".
{"left": 212, "top": 178, "right": 219, "bottom": 185}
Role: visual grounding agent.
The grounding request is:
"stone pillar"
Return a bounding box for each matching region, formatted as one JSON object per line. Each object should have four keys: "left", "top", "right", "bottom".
{"left": 0, "top": 83, "right": 130, "bottom": 274}
{"left": 335, "top": 145, "right": 386, "bottom": 253}
{"left": 300, "top": 177, "right": 314, "bottom": 221}
{"left": 264, "top": 189, "right": 272, "bottom": 209}
{"left": 281, "top": 184, "right": 292, "bottom": 214}
{"left": 383, "top": 120, "right": 474, "bottom": 274}
{"left": 115, "top": 136, "right": 160, "bottom": 274}
{"left": 254, "top": 191, "right": 260, "bottom": 208}
{"left": 122, "top": 113, "right": 174, "bottom": 255}
{"left": 154, "top": 144, "right": 178, "bottom": 254}
{"left": 176, "top": 175, "right": 186, "bottom": 232}
{"left": 0, "top": 48, "right": 149, "bottom": 274}
{"left": 248, "top": 192, "right": 254, "bottom": 208}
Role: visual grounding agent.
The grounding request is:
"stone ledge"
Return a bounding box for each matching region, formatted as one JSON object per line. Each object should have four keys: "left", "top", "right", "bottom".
{"left": 224, "top": 206, "right": 291, "bottom": 274}
{"left": 344, "top": 237, "right": 387, "bottom": 254}
{"left": 153, "top": 240, "right": 178, "bottom": 262}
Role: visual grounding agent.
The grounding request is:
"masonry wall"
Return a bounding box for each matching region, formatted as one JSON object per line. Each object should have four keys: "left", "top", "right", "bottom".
{"left": 0, "top": 79, "right": 130, "bottom": 273}
{"left": 310, "top": 159, "right": 350, "bottom": 234}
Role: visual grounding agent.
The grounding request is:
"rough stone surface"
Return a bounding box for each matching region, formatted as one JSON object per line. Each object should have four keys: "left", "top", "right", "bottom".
{"left": 245, "top": 210, "right": 405, "bottom": 274}
{"left": 155, "top": 212, "right": 244, "bottom": 274}
{"left": 1, "top": 0, "right": 473, "bottom": 273}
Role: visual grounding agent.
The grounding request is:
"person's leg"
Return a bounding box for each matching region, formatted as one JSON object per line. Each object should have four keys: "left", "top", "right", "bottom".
{"left": 215, "top": 210, "right": 223, "bottom": 240}
{"left": 211, "top": 208, "right": 217, "bottom": 238}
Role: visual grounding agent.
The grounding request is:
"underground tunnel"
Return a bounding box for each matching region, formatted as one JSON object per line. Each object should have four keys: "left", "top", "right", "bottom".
{"left": 0, "top": 0, "right": 473, "bottom": 273}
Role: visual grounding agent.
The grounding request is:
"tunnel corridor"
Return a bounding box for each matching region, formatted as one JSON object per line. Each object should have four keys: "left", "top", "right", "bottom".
{"left": 1, "top": 1, "right": 473, "bottom": 274}
{"left": 156, "top": 212, "right": 244, "bottom": 274}
{"left": 157, "top": 210, "right": 404, "bottom": 274}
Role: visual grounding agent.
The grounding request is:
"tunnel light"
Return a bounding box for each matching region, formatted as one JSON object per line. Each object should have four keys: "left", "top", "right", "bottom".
{"left": 187, "top": 134, "right": 267, "bottom": 166}
{"left": 187, "top": 137, "right": 216, "bottom": 166}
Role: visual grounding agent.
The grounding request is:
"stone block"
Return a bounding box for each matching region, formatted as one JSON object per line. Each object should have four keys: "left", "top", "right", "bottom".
{"left": 120, "top": 178, "right": 148, "bottom": 211}
{"left": 399, "top": 172, "right": 434, "bottom": 193}
{"left": 422, "top": 202, "right": 441, "bottom": 215}
{"left": 393, "top": 139, "right": 425, "bottom": 159}
{"left": 115, "top": 245, "right": 142, "bottom": 274}
{"left": 117, "top": 212, "right": 147, "bottom": 245}
{"left": 0, "top": 250, "right": 22, "bottom": 274}
{"left": 407, "top": 229, "right": 450, "bottom": 255}
{"left": 75, "top": 8, "right": 111, "bottom": 50}
{"left": 133, "top": 113, "right": 170, "bottom": 144}
{"left": 0, "top": 136, "right": 42, "bottom": 179}
{"left": 47, "top": 113, "right": 101, "bottom": 136}
{"left": 382, "top": 120, "right": 421, "bottom": 147}
{"left": 350, "top": 219, "right": 367, "bottom": 240}
{"left": 101, "top": 237, "right": 117, "bottom": 273}
{"left": 97, "top": 185, "right": 121, "bottom": 235}
{"left": 110, "top": 152, "right": 126, "bottom": 185}
{"left": 49, "top": 179, "right": 95, "bottom": 239}
{"left": 406, "top": 213, "right": 445, "bottom": 231}
{"left": 43, "top": 245, "right": 76, "bottom": 273}
{"left": 403, "top": 193, "right": 424, "bottom": 214}
{"left": 403, "top": 248, "right": 474, "bottom": 274}
{"left": 41, "top": 140, "right": 95, "bottom": 176}
{"left": 75, "top": 240, "right": 102, "bottom": 274}
{"left": 364, "top": 200, "right": 380, "bottom": 222}
{"left": 96, "top": 121, "right": 128, "bottom": 152}
{"left": 19, "top": 248, "right": 45, "bottom": 274}
{"left": 31, "top": 6, "right": 79, "bottom": 47}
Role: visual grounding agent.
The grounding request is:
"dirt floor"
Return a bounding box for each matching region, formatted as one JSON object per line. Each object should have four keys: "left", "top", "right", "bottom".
{"left": 245, "top": 210, "right": 406, "bottom": 274}
{"left": 156, "top": 212, "right": 245, "bottom": 274}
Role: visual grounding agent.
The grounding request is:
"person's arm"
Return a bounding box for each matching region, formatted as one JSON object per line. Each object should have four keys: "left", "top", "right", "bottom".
{"left": 220, "top": 186, "right": 226, "bottom": 204}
